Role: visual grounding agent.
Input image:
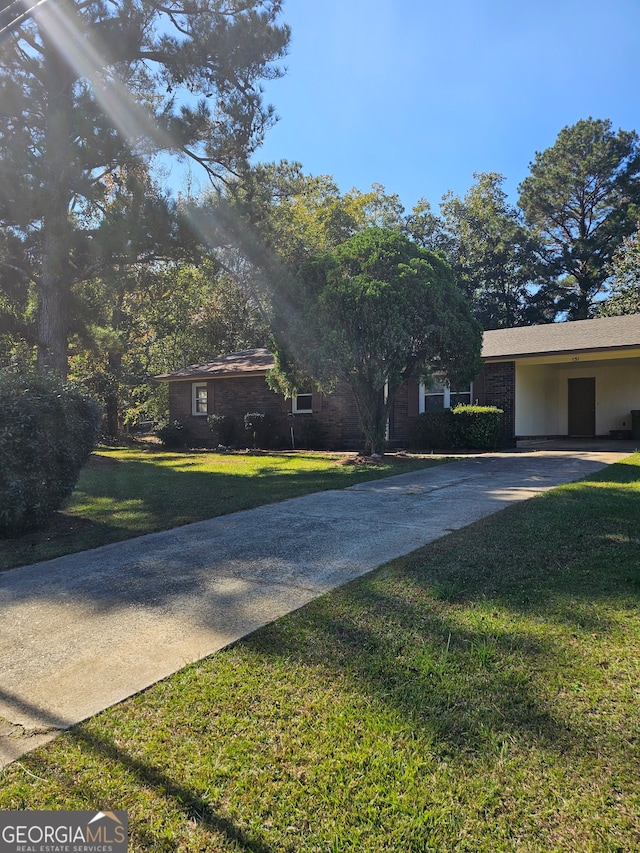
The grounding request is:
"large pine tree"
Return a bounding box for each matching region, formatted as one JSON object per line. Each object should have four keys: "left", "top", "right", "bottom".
{"left": 518, "top": 118, "right": 640, "bottom": 320}
{"left": 0, "top": 0, "right": 289, "bottom": 374}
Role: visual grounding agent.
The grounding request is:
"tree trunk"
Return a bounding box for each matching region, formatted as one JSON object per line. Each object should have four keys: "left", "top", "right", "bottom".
{"left": 104, "top": 347, "right": 123, "bottom": 437}
{"left": 354, "top": 381, "right": 392, "bottom": 456}
{"left": 37, "top": 41, "right": 74, "bottom": 377}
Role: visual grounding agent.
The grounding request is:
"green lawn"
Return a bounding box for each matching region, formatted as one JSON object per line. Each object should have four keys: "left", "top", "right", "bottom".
{"left": 1, "top": 454, "right": 639, "bottom": 851}
{"left": 0, "top": 447, "right": 447, "bottom": 571}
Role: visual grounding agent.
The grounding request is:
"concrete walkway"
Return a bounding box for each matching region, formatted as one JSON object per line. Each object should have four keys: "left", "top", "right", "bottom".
{"left": 0, "top": 446, "right": 634, "bottom": 767}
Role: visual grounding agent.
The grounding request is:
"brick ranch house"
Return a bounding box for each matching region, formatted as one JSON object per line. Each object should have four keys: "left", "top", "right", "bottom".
{"left": 154, "top": 314, "right": 640, "bottom": 448}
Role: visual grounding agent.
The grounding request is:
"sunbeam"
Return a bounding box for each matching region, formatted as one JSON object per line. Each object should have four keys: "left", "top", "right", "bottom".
{"left": 31, "top": 0, "right": 175, "bottom": 156}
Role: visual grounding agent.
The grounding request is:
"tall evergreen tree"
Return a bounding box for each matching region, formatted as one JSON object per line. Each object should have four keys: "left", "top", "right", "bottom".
{"left": 0, "top": 0, "right": 289, "bottom": 374}
{"left": 518, "top": 118, "right": 640, "bottom": 320}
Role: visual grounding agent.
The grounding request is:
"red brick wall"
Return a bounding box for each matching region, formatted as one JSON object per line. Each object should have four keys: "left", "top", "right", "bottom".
{"left": 475, "top": 361, "right": 516, "bottom": 445}
{"left": 168, "top": 376, "right": 288, "bottom": 446}
{"left": 167, "top": 375, "right": 423, "bottom": 449}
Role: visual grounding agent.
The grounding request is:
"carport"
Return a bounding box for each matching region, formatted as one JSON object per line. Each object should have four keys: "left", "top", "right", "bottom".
{"left": 478, "top": 315, "right": 640, "bottom": 441}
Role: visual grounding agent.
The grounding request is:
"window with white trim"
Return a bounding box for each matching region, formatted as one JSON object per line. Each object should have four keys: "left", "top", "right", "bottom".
{"left": 192, "top": 382, "right": 208, "bottom": 415}
{"left": 419, "top": 377, "right": 471, "bottom": 412}
{"left": 292, "top": 393, "right": 313, "bottom": 414}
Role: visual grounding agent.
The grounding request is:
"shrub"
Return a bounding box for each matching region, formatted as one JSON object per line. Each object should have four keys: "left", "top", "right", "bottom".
{"left": 244, "top": 412, "right": 280, "bottom": 449}
{"left": 451, "top": 404, "right": 504, "bottom": 450}
{"left": 207, "top": 413, "right": 237, "bottom": 447}
{"left": 294, "top": 418, "right": 327, "bottom": 450}
{"left": 410, "top": 405, "right": 504, "bottom": 450}
{"left": 0, "top": 371, "right": 101, "bottom": 537}
{"left": 156, "top": 420, "right": 188, "bottom": 448}
{"left": 410, "top": 409, "right": 452, "bottom": 450}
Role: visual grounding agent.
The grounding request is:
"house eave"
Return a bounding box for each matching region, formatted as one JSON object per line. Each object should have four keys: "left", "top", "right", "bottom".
{"left": 483, "top": 343, "right": 640, "bottom": 362}
{"left": 155, "top": 369, "right": 270, "bottom": 383}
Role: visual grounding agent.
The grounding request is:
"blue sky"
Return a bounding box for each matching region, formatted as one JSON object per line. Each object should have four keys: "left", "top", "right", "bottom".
{"left": 236, "top": 0, "right": 639, "bottom": 214}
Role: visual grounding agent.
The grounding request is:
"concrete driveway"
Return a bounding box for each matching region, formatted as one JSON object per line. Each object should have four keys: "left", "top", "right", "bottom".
{"left": 0, "top": 445, "right": 634, "bottom": 767}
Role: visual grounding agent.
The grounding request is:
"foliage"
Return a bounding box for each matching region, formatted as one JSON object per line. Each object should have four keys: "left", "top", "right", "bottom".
{"left": 450, "top": 404, "right": 504, "bottom": 449}
{"left": 207, "top": 413, "right": 236, "bottom": 447}
{"left": 270, "top": 227, "right": 483, "bottom": 456}
{"left": 410, "top": 409, "right": 453, "bottom": 450}
{"left": 0, "top": 371, "right": 101, "bottom": 536}
{"left": 518, "top": 117, "right": 640, "bottom": 320}
{"left": 156, "top": 420, "right": 188, "bottom": 449}
{"left": 67, "top": 262, "right": 269, "bottom": 434}
{"left": 191, "top": 163, "right": 409, "bottom": 334}
{"left": 599, "top": 224, "right": 640, "bottom": 316}
{"left": 243, "top": 411, "right": 280, "bottom": 449}
{"left": 293, "top": 418, "right": 327, "bottom": 450}
{"left": 438, "top": 173, "right": 541, "bottom": 329}
{"left": 411, "top": 405, "right": 504, "bottom": 450}
{"left": 227, "top": 161, "right": 406, "bottom": 263}
{"left": 0, "top": 0, "right": 289, "bottom": 374}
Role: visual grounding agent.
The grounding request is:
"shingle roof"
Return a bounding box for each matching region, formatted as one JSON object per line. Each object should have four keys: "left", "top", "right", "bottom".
{"left": 482, "top": 315, "right": 640, "bottom": 360}
{"left": 155, "top": 348, "right": 275, "bottom": 380}
{"left": 155, "top": 316, "right": 640, "bottom": 379}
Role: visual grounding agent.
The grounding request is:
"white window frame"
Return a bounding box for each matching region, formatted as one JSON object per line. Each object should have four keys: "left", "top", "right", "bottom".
{"left": 292, "top": 392, "right": 313, "bottom": 414}
{"left": 191, "top": 382, "right": 208, "bottom": 416}
{"left": 419, "top": 379, "right": 472, "bottom": 413}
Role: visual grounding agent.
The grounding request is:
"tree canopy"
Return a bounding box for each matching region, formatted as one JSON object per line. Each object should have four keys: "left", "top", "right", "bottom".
{"left": 518, "top": 117, "right": 640, "bottom": 320}
{"left": 269, "top": 227, "right": 483, "bottom": 455}
{"left": 0, "top": 0, "right": 289, "bottom": 374}
{"left": 438, "top": 173, "right": 540, "bottom": 329}
{"left": 598, "top": 224, "right": 640, "bottom": 317}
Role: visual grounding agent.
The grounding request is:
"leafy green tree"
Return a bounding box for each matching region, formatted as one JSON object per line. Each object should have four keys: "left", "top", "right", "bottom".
{"left": 69, "top": 261, "right": 269, "bottom": 433}
{"left": 403, "top": 198, "right": 453, "bottom": 255}
{"left": 598, "top": 224, "right": 640, "bottom": 316}
{"left": 439, "top": 173, "right": 540, "bottom": 329}
{"left": 194, "top": 162, "right": 409, "bottom": 336}
{"left": 208, "top": 161, "right": 405, "bottom": 266}
{"left": 0, "top": 0, "right": 289, "bottom": 375}
{"left": 518, "top": 118, "right": 640, "bottom": 320}
{"left": 269, "top": 228, "right": 483, "bottom": 456}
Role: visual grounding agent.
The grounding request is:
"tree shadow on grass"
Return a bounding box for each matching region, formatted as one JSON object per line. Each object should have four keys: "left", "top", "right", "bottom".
{"left": 0, "top": 689, "right": 275, "bottom": 853}
{"left": 239, "top": 476, "right": 640, "bottom": 760}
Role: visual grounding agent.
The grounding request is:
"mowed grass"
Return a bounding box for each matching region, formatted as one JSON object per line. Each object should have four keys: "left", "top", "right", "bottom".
{"left": 0, "top": 447, "right": 447, "bottom": 571}
{"left": 1, "top": 455, "right": 639, "bottom": 851}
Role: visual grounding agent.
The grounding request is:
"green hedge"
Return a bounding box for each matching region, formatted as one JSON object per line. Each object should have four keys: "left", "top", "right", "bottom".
{"left": 410, "top": 405, "right": 504, "bottom": 451}
{"left": 156, "top": 420, "right": 189, "bottom": 448}
{"left": 0, "top": 371, "right": 102, "bottom": 537}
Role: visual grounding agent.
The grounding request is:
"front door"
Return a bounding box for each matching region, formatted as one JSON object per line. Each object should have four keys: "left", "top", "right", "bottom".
{"left": 568, "top": 377, "right": 596, "bottom": 436}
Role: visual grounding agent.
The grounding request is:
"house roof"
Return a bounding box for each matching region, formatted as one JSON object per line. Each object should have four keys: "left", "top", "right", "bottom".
{"left": 482, "top": 314, "right": 640, "bottom": 360}
{"left": 155, "top": 348, "right": 275, "bottom": 381}
{"left": 155, "top": 315, "right": 640, "bottom": 380}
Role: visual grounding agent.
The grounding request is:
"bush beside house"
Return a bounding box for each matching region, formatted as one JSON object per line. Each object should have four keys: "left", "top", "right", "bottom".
{"left": 411, "top": 405, "right": 504, "bottom": 451}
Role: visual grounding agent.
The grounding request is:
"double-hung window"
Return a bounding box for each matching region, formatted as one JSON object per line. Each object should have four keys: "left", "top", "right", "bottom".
{"left": 192, "top": 382, "right": 208, "bottom": 415}
{"left": 419, "top": 377, "right": 471, "bottom": 413}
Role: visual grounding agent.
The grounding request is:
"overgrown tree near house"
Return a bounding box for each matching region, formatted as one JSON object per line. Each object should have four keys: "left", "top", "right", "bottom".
{"left": 518, "top": 117, "right": 640, "bottom": 320}
{"left": 0, "top": 0, "right": 289, "bottom": 376}
{"left": 269, "top": 227, "right": 483, "bottom": 456}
